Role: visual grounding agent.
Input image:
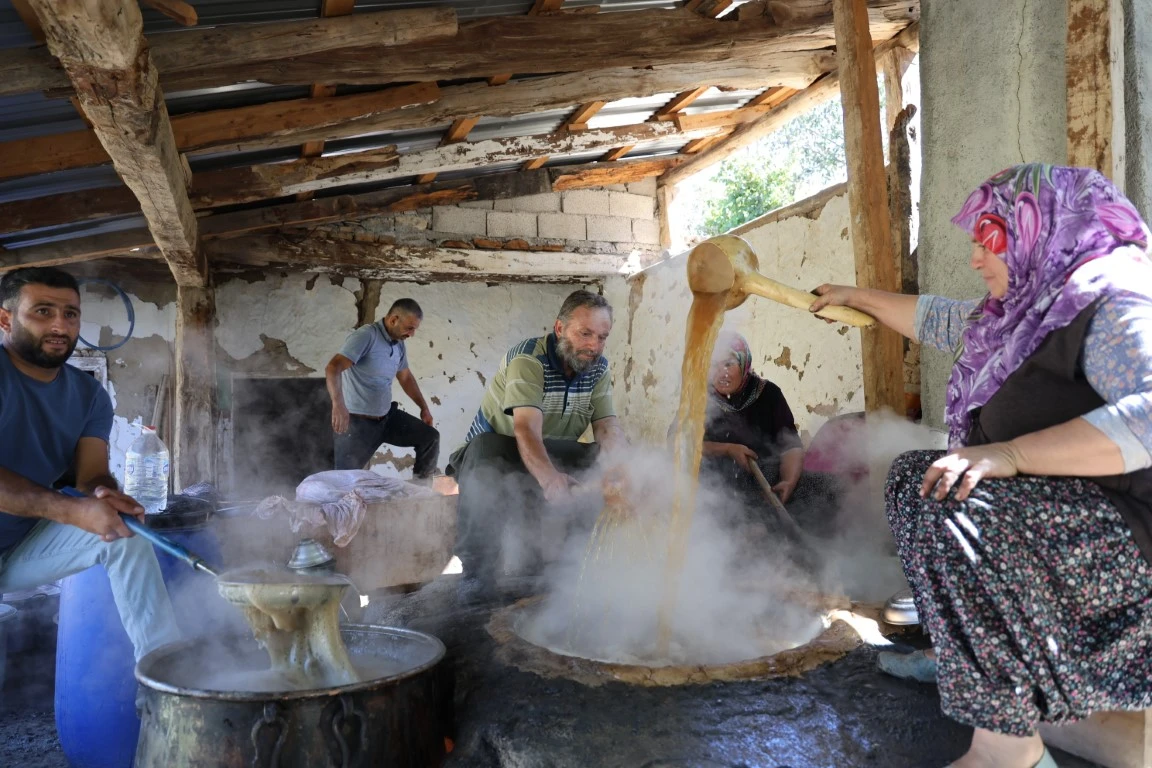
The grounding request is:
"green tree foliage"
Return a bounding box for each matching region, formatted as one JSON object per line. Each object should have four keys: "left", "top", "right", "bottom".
{"left": 694, "top": 94, "right": 881, "bottom": 238}
{"left": 699, "top": 157, "right": 797, "bottom": 236}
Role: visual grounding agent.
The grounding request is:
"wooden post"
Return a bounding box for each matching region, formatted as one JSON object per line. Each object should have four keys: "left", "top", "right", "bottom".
{"left": 174, "top": 284, "right": 217, "bottom": 490}
{"left": 832, "top": 0, "right": 904, "bottom": 415}
{"left": 1067, "top": 0, "right": 1114, "bottom": 176}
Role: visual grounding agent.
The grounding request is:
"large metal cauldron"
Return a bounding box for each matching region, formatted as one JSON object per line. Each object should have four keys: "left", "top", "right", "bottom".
{"left": 134, "top": 626, "right": 449, "bottom": 768}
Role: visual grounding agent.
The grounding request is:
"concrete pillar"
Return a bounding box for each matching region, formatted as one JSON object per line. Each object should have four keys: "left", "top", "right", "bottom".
{"left": 1122, "top": 0, "right": 1152, "bottom": 218}
{"left": 917, "top": 0, "right": 1067, "bottom": 429}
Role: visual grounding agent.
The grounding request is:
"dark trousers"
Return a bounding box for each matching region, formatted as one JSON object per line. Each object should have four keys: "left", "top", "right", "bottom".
{"left": 333, "top": 403, "right": 440, "bottom": 478}
{"left": 449, "top": 432, "right": 599, "bottom": 584}
{"left": 701, "top": 455, "right": 843, "bottom": 539}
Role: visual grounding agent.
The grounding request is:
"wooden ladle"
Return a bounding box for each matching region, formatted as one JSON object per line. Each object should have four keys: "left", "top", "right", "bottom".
{"left": 686, "top": 235, "right": 876, "bottom": 327}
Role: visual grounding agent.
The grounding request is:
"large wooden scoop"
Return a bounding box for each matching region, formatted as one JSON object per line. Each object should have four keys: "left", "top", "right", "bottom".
{"left": 686, "top": 235, "right": 876, "bottom": 327}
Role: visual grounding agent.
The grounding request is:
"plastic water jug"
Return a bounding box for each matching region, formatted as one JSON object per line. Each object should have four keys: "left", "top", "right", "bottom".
{"left": 123, "top": 426, "right": 169, "bottom": 515}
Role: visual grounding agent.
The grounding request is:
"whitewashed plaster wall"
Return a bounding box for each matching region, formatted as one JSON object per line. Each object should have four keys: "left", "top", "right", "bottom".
{"left": 70, "top": 274, "right": 598, "bottom": 486}
{"left": 72, "top": 281, "right": 177, "bottom": 484}
{"left": 603, "top": 188, "right": 864, "bottom": 446}
{"left": 216, "top": 273, "right": 596, "bottom": 477}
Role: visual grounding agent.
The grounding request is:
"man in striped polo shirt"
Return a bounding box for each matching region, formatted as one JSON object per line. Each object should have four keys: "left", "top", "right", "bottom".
{"left": 448, "top": 290, "right": 626, "bottom": 597}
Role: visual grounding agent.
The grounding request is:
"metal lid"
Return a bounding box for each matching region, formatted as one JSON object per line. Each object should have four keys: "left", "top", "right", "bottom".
{"left": 145, "top": 494, "right": 213, "bottom": 530}
{"left": 287, "top": 538, "right": 335, "bottom": 571}
{"left": 0, "top": 604, "right": 17, "bottom": 624}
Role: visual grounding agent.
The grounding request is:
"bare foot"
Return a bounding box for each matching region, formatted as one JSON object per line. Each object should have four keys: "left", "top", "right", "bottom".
{"left": 949, "top": 728, "right": 1045, "bottom": 768}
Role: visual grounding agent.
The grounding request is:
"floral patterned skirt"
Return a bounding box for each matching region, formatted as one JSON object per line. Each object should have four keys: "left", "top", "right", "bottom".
{"left": 887, "top": 450, "right": 1152, "bottom": 736}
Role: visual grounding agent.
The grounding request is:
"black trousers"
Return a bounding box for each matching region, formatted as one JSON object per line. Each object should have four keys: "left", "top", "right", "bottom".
{"left": 333, "top": 403, "right": 440, "bottom": 478}
{"left": 701, "top": 455, "right": 843, "bottom": 539}
{"left": 448, "top": 432, "right": 600, "bottom": 583}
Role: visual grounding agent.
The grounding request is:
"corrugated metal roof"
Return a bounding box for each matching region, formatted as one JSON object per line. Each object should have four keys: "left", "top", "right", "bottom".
{"left": 0, "top": 0, "right": 793, "bottom": 253}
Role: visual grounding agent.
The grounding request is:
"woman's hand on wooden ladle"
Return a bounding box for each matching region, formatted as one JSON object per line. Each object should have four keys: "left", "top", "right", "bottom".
{"left": 807, "top": 284, "right": 857, "bottom": 323}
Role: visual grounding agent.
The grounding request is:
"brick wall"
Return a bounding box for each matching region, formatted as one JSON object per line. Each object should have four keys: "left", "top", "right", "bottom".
{"left": 318, "top": 177, "right": 662, "bottom": 262}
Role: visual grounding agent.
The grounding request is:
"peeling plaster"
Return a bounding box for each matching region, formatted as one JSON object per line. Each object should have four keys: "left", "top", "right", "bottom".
{"left": 605, "top": 189, "right": 864, "bottom": 443}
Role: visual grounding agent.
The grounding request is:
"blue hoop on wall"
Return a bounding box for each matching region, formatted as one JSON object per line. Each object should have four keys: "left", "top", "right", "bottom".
{"left": 76, "top": 278, "right": 136, "bottom": 351}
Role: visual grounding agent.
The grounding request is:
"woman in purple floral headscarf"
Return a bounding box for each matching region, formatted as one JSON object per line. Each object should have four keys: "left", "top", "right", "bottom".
{"left": 811, "top": 165, "right": 1152, "bottom": 768}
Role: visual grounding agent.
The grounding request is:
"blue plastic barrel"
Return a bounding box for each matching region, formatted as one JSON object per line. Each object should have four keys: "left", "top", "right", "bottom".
{"left": 55, "top": 509, "right": 222, "bottom": 768}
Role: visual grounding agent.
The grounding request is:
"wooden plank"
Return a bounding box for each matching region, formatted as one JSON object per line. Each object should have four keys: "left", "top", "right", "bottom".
{"left": 0, "top": 82, "right": 439, "bottom": 181}
{"left": 523, "top": 158, "right": 550, "bottom": 171}
{"left": 682, "top": 135, "right": 721, "bottom": 154}
{"left": 661, "top": 20, "right": 918, "bottom": 186}
{"left": 653, "top": 87, "right": 711, "bottom": 120}
{"left": 0, "top": 122, "right": 720, "bottom": 233}
{"left": 601, "top": 145, "right": 635, "bottom": 161}
{"left": 882, "top": 45, "right": 916, "bottom": 134}
{"left": 0, "top": 169, "right": 560, "bottom": 267}
{"left": 28, "top": 0, "right": 204, "bottom": 287}
{"left": 833, "top": 0, "right": 902, "bottom": 414}
{"left": 141, "top": 0, "right": 198, "bottom": 26}
{"left": 0, "top": 58, "right": 839, "bottom": 177}
{"left": 1, "top": 160, "right": 683, "bottom": 269}
{"left": 0, "top": 3, "right": 916, "bottom": 96}
{"left": 209, "top": 234, "right": 630, "bottom": 281}
{"left": 10, "top": 0, "right": 45, "bottom": 43}
{"left": 444, "top": 117, "right": 481, "bottom": 144}
{"left": 657, "top": 184, "right": 674, "bottom": 249}
{"left": 549, "top": 155, "right": 685, "bottom": 189}
{"left": 1067, "top": 0, "right": 1114, "bottom": 175}
{"left": 295, "top": 0, "right": 358, "bottom": 202}
{"left": 568, "top": 101, "right": 607, "bottom": 126}
{"left": 173, "top": 284, "right": 216, "bottom": 489}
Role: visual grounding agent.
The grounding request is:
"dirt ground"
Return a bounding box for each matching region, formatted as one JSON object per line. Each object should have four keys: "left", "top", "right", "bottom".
{"left": 0, "top": 576, "right": 1103, "bottom": 768}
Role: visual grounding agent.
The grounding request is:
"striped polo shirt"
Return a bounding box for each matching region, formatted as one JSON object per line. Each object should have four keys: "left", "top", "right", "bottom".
{"left": 464, "top": 333, "right": 615, "bottom": 443}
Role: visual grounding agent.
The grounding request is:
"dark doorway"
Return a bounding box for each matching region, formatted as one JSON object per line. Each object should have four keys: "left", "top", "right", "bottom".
{"left": 231, "top": 377, "right": 333, "bottom": 498}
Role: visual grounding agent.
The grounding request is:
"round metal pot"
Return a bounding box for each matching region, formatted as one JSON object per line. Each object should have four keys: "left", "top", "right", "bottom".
{"left": 134, "top": 625, "right": 449, "bottom": 768}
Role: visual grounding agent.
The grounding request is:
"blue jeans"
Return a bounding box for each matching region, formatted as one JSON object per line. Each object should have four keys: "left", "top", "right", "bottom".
{"left": 0, "top": 520, "right": 182, "bottom": 661}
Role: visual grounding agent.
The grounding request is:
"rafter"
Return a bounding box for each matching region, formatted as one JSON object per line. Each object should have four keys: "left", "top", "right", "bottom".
{"left": 661, "top": 20, "right": 919, "bottom": 186}
{"left": 296, "top": 0, "right": 357, "bottom": 201}
{"left": 0, "top": 2, "right": 917, "bottom": 97}
{"left": 0, "top": 82, "right": 439, "bottom": 182}
{"left": 27, "top": 0, "right": 204, "bottom": 287}
{"left": 0, "top": 152, "right": 688, "bottom": 239}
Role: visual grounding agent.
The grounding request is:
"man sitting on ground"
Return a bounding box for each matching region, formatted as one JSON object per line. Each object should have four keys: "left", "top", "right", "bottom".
{"left": 0, "top": 267, "right": 181, "bottom": 662}
{"left": 448, "top": 289, "right": 627, "bottom": 598}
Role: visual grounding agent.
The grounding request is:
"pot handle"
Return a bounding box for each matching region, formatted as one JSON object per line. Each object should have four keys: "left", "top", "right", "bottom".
{"left": 251, "top": 702, "right": 288, "bottom": 768}
{"left": 322, "top": 695, "right": 370, "bottom": 768}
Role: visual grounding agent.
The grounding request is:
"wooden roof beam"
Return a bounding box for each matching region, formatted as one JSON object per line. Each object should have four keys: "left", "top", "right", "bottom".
{"left": 141, "top": 0, "right": 198, "bottom": 26}
{"left": 1, "top": 156, "right": 689, "bottom": 270}
{"left": 210, "top": 234, "right": 632, "bottom": 282}
{"left": 661, "top": 20, "right": 918, "bottom": 187}
{"left": 0, "top": 121, "right": 707, "bottom": 235}
{"left": 27, "top": 0, "right": 204, "bottom": 287}
{"left": 833, "top": 0, "right": 902, "bottom": 414}
{"left": 1067, "top": 0, "right": 1116, "bottom": 177}
{"left": 296, "top": 0, "right": 357, "bottom": 201}
{"left": 0, "top": 82, "right": 440, "bottom": 181}
{"left": 0, "top": 2, "right": 916, "bottom": 97}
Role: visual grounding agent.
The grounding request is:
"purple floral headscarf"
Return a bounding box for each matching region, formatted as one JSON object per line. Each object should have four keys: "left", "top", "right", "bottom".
{"left": 947, "top": 164, "right": 1152, "bottom": 447}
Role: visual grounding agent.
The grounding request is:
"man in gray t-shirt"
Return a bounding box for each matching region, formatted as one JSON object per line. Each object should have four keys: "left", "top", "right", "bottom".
{"left": 324, "top": 298, "right": 439, "bottom": 478}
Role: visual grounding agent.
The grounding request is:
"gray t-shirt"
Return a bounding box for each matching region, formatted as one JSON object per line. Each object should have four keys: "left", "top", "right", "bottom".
{"left": 339, "top": 322, "right": 408, "bottom": 417}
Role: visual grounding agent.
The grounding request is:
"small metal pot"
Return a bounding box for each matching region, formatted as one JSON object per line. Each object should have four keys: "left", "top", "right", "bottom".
{"left": 134, "top": 626, "right": 449, "bottom": 768}
{"left": 882, "top": 589, "right": 920, "bottom": 626}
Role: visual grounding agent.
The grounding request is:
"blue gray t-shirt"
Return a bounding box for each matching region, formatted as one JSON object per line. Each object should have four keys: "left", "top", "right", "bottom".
{"left": 0, "top": 346, "right": 114, "bottom": 553}
{"left": 339, "top": 322, "right": 409, "bottom": 417}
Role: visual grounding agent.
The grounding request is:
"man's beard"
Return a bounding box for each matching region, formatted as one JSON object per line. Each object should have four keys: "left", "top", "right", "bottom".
{"left": 557, "top": 336, "right": 595, "bottom": 374}
{"left": 7, "top": 321, "right": 76, "bottom": 368}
